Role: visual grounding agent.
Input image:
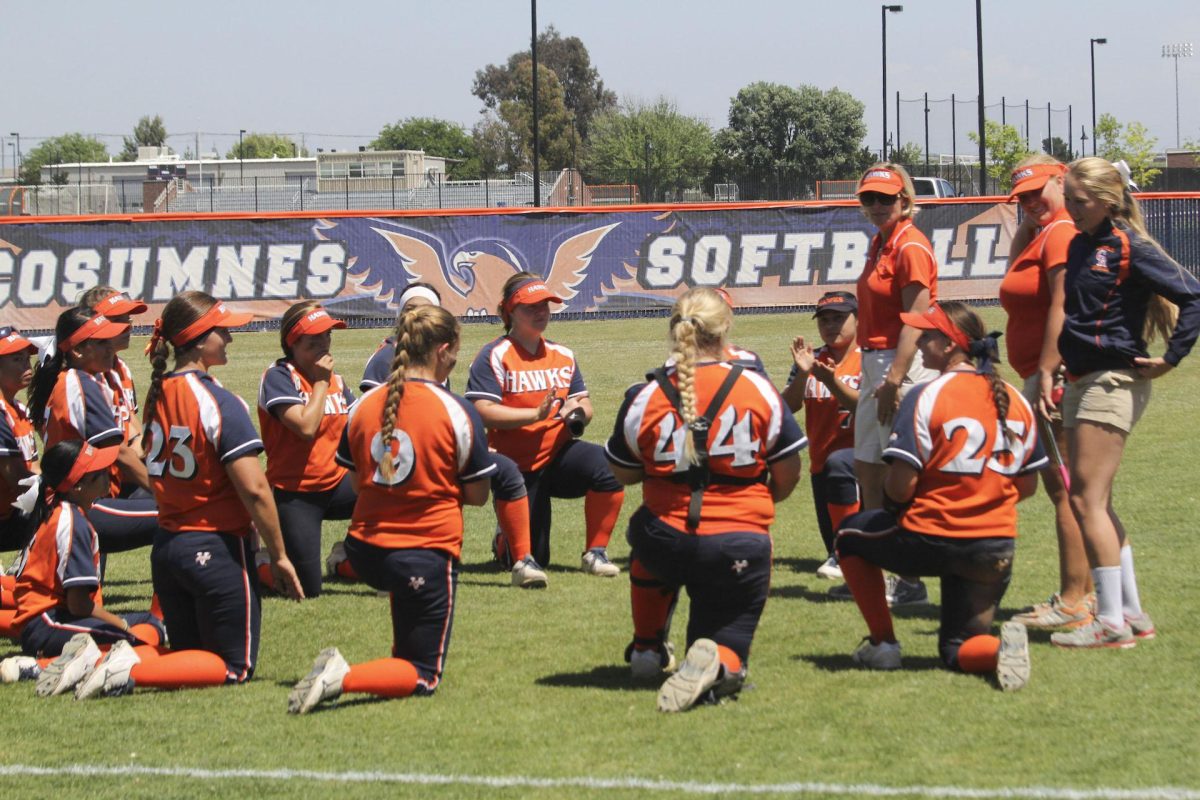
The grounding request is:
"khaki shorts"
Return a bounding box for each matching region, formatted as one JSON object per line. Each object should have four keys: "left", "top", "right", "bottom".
{"left": 1061, "top": 369, "right": 1150, "bottom": 433}
{"left": 1021, "top": 372, "right": 1063, "bottom": 425}
{"left": 854, "top": 348, "right": 939, "bottom": 464}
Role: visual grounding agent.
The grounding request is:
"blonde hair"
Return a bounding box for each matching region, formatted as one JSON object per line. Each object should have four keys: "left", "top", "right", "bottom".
{"left": 1068, "top": 157, "right": 1179, "bottom": 343}
{"left": 1014, "top": 153, "right": 1064, "bottom": 171}
{"left": 142, "top": 291, "right": 220, "bottom": 428}
{"left": 76, "top": 284, "right": 118, "bottom": 309}
{"left": 377, "top": 305, "right": 460, "bottom": 482}
{"left": 668, "top": 287, "right": 732, "bottom": 466}
{"left": 860, "top": 161, "right": 918, "bottom": 219}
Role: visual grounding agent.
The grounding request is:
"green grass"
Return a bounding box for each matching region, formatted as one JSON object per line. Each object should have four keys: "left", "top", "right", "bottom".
{"left": 4, "top": 309, "right": 1198, "bottom": 799}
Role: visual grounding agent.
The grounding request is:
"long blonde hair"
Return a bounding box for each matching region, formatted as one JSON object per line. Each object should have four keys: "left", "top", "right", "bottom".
{"left": 1068, "top": 157, "right": 1179, "bottom": 343}
{"left": 668, "top": 287, "right": 732, "bottom": 466}
{"left": 376, "top": 305, "right": 460, "bottom": 482}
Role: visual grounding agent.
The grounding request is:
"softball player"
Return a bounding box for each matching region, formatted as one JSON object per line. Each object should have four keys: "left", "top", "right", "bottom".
{"left": 780, "top": 291, "right": 862, "bottom": 581}
{"left": 257, "top": 301, "right": 355, "bottom": 598}
{"left": 605, "top": 288, "right": 805, "bottom": 712}
{"left": 466, "top": 271, "right": 624, "bottom": 576}
{"left": 837, "top": 301, "right": 1046, "bottom": 691}
{"left": 288, "top": 305, "right": 495, "bottom": 713}
{"left": 0, "top": 327, "right": 40, "bottom": 554}
{"left": 352, "top": 283, "right": 547, "bottom": 588}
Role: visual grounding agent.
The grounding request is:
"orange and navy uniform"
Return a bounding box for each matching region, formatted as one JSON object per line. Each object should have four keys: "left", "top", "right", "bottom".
{"left": 857, "top": 220, "right": 939, "bottom": 350}
{"left": 12, "top": 501, "right": 102, "bottom": 629}
{"left": 606, "top": 362, "right": 806, "bottom": 536}
{"left": 106, "top": 356, "right": 139, "bottom": 435}
{"left": 0, "top": 394, "right": 38, "bottom": 524}
{"left": 360, "top": 337, "right": 395, "bottom": 393}
{"left": 788, "top": 345, "right": 861, "bottom": 475}
{"left": 257, "top": 359, "right": 354, "bottom": 493}
{"left": 337, "top": 380, "right": 495, "bottom": 559}
{"left": 146, "top": 370, "right": 264, "bottom": 535}
{"left": 998, "top": 209, "right": 1075, "bottom": 378}
{"left": 465, "top": 335, "right": 587, "bottom": 473}
{"left": 42, "top": 368, "right": 123, "bottom": 450}
{"left": 883, "top": 371, "right": 1048, "bottom": 539}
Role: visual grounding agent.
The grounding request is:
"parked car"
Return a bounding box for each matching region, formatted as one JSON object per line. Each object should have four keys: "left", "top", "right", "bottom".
{"left": 911, "top": 177, "right": 957, "bottom": 198}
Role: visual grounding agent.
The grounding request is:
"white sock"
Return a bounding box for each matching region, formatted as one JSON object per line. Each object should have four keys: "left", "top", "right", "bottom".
{"left": 1119, "top": 545, "right": 1143, "bottom": 618}
{"left": 1092, "top": 566, "right": 1123, "bottom": 629}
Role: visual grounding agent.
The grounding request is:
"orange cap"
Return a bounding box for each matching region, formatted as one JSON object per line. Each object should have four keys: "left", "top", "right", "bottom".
{"left": 857, "top": 168, "right": 905, "bottom": 196}
{"left": 1008, "top": 162, "right": 1066, "bottom": 201}
{"left": 93, "top": 291, "right": 149, "bottom": 317}
{"left": 899, "top": 303, "right": 970, "bottom": 351}
{"left": 504, "top": 279, "right": 563, "bottom": 311}
{"left": 169, "top": 302, "right": 254, "bottom": 347}
{"left": 55, "top": 443, "right": 121, "bottom": 494}
{"left": 58, "top": 313, "right": 131, "bottom": 353}
{"left": 0, "top": 326, "right": 36, "bottom": 356}
{"left": 284, "top": 307, "right": 347, "bottom": 347}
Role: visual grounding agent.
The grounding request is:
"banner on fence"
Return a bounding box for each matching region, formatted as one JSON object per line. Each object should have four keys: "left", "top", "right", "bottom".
{"left": 0, "top": 202, "right": 1019, "bottom": 330}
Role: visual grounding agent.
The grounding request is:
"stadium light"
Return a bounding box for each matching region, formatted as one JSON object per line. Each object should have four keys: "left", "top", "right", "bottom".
{"left": 531, "top": 0, "right": 540, "bottom": 208}
{"left": 1090, "top": 38, "right": 1107, "bottom": 155}
{"left": 239, "top": 129, "right": 246, "bottom": 184}
{"left": 1162, "top": 43, "right": 1194, "bottom": 148}
{"left": 881, "top": 5, "right": 903, "bottom": 159}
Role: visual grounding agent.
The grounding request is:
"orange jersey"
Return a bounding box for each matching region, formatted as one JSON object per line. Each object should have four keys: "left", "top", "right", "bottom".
{"left": 857, "top": 221, "right": 939, "bottom": 349}
{"left": 257, "top": 359, "right": 354, "bottom": 492}
{"left": 998, "top": 210, "right": 1076, "bottom": 378}
{"left": 465, "top": 335, "right": 588, "bottom": 472}
{"left": 789, "top": 346, "right": 861, "bottom": 474}
{"left": 0, "top": 394, "right": 38, "bottom": 521}
{"left": 884, "top": 371, "right": 1047, "bottom": 539}
{"left": 606, "top": 362, "right": 806, "bottom": 535}
{"left": 338, "top": 380, "right": 495, "bottom": 557}
{"left": 13, "top": 501, "right": 103, "bottom": 628}
{"left": 42, "top": 368, "right": 123, "bottom": 450}
{"left": 145, "top": 370, "right": 264, "bottom": 535}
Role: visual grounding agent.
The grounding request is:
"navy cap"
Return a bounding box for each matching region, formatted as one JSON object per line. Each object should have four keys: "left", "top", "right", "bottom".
{"left": 813, "top": 291, "right": 858, "bottom": 317}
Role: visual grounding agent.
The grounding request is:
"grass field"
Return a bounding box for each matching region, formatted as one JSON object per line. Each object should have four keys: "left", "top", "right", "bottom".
{"left": 3, "top": 308, "right": 1198, "bottom": 799}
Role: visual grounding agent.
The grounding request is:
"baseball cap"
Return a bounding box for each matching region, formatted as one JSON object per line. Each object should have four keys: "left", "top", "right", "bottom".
{"left": 899, "top": 303, "right": 970, "bottom": 350}
{"left": 92, "top": 291, "right": 149, "bottom": 317}
{"left": 284, "top": 307, "right": 347, "bottom": 347}
{"left": 504, "top": 279, "right": 563, "bottom": 311}
{"left": 857, "top": 168, "right": 905, "bottom": 196}
{"left": 813, "top": 291, "right": 858, "bottom": 317}
{"left": 0, "top": 326, "right": 37, "bottom": 356}
{"left": 1008, "top": 162, "right": 1066, "bottom": 201}
{"left": 57, "top": 313, "right": 131, "bottom": 353}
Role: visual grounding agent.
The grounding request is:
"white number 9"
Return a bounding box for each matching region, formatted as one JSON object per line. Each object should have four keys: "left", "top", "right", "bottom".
{"left": 370, "top": 429, "right": 416, "bottom": 486}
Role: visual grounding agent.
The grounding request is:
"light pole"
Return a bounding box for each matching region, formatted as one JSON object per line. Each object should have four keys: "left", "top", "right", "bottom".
{"left": 643, "top": 138, "right": 652, "bottom": 203}
{"left": 881, "top": 5, "right": 903, "bottom": 160}
{"left": 1162, "top": 43, "right": 1194, "bottom": 148}
{"left": 530, "top": 0, "right": 541, "bottom": 207}
{"left": 975, "top": 0, "right": 986, "bottom": 191}
{"left": 9, "top": 133, "right": 20, "bottom": 180}
{"left": 1090, "top": 37, "right": 1107, "bottom": 155}
{"left": 238, "top": 129, "right": 246, "bottom": 184}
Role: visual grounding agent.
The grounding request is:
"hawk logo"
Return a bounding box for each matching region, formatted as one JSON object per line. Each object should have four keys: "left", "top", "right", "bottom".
{"left": 195, "top": 551, "right": 212, "bottom": 567}
{"left": 731, "top": 559, "right": 749, "bottom": 574}
{"left": 408, "top": 576, "right": 426, "bottom": 591}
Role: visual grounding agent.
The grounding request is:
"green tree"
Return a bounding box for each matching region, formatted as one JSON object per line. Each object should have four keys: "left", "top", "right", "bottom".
{"left": 714, "top": 82, "right": 873, "bottom": 187}
{"left": 583, "top": 98, "right": 714, "bottom": 201}
{"left": 119, "top": 114, "right": 168, "bottom": 161}
{"left": 19, "top": 133, "right": 109, "bottom": 185}
{"left": 226, "top": 133, "right": 306, "bottom": 160}
{"left": 471, "top": 113, "right": 522, "bottom": 176}
{"left": 1041, "top": 136, "right": 1072, "bottom": 162}
{"left": 491, "top": 60, "right": 576, "bottom": 172}
{"left": 472, "top": 25, "right": 616, "bottom": 141}
{"left": 372, "top": 117, "right": 479, "bottom": 179}
{"left": 1093, "top": 113, "right": 1123, "bottom": 161}
{"left": 968, "top": 121, "right": 1031, "bottom": 191}
{"left": 1091, "top": 113, "right": 1161, "bottom": 187}
{"left": 891, "top": 141, "right": 923, "bottom": 167}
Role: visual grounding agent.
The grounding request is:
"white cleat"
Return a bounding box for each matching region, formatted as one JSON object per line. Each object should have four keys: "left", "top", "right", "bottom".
{"left": 657, "top": 638, "right": 721, "bottom": 713}
{"left": 75, "top": 639, "right": 140, "bottom": 700}
{"left": 511, "top": 555, "right": 548, "bottom": 589}
{"left": 996, "top": 621, "right": 1031, "bottom": 692}
{"left": 288, "top": 647, "right": 350, "bottom": 714}
{"left": 36, "top": 633, "right": 101, "bottom": 697}
{"left": 851, "top": 637, "right": 902, "bottom": 671}
{"left": 581, "top": 548, "right": 620, "bottom": 577}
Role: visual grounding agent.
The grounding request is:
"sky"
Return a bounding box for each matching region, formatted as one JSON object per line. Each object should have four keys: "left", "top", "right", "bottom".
{"left": 5, "top": 0, "right": 1199, "bottom": 167}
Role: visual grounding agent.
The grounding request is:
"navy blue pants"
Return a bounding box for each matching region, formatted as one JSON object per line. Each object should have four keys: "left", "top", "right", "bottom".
{"left": 810, "top": 447, "right": 859, "bottom": 554}
{"left": 151, "top": 529, "right": 260, "bottom": 682}
{"left": 344, "top": 537, "right": 458, "bottom": 694}
{"left": 274, "top": 472, "right": 357, "bottom": 598}
{"left": 490, "top": 452, "right": 526, "bottom": 501}
{"left": 21, "top": 609, "right": 164, "bottom": 658}
{"left": 523, "top": 439, "right": 622, "bottom": 566}
{"left": 836, "top": 509, "right": 1015, "bottom": 670}
{"left": 89, "top": 487, "right": 160, "bottom": 554}
{"left": 626, "top": 506, "right": 771, "bottom": 664}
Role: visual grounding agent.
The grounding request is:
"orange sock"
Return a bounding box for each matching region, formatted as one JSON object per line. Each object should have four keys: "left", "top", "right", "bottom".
{"left": 149, "top": 593, "right": 163, "bottom": 621}
{"left": 342, "top": 657, "right": 419, "bottom": 698}
{"left": 584, "top": 489, "right": 624, "bottom": 550}
{"left": 955, "top": 635, "right": 1000, "bottom": 673}
{"left": 495, "top": 498, "right": 532, "bottom": 562}
{"left": 130, "top": 650, "right": 229, "bottom": 688}
{"left": 335, "top": 560, "right": 359, "bottom": 580}
{"left": 130, "top": 623, "right": 161, "bottom": 647}
{"left": 0, "top": 608, "right": 19, "bottom": 639}
{"left": 716, "top": 644, "right": 742, "bottom": 674}
{"left": 828, "top": 501, "right": 860, "bottom": 538}
{"left": 840, "top": 555, "right": 895, "bottom": 643}
{"left": 630, "top": 560, "right": 676, "bottom": 647}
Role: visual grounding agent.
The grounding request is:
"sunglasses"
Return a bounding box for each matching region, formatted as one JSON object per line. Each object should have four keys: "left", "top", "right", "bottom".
{"left": 859, "top": 192, "right": 900, "bottom": 206}
{"left": 0, "top": 326, "right": 16, "bottom": 338}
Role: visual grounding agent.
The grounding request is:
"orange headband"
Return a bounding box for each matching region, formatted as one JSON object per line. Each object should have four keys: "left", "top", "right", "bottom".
{"left": 284, "top": 307, "right": 346, "bottom": 347}
{"left": 57, "top": 313, "right": 129, "bottom": 353}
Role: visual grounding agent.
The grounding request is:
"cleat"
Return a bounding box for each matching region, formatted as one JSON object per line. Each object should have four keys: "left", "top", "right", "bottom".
{"left": 885, "top": 575, "right": 928, "bottom": 608}
{"left": 36, "top": 633, "right": 101, "bottom": 697}
{"left": 491, "top": 528, "right": 514, "bottom": 569}
{"left": 580, "top": 548, "right": 620, "bottom": 577}
{"left": 852, "top": 637, "right": 902, "bottom": 670}
{"left": 511, "top": 555, "right": 548, "bottom": 589}
{"left": 996, "top": 621, "right": 1031, "bottom": 692}
{"left": 325, "top": 541, "right": 349, "bottom": 578}
{"left": 628, "top": 642, "right": 676, "bottom": 682}
{"left": 657, "top": 638, "right": 720, "bottom": 713}
{"left": 816, "top": 554, "right": 843, "bottom": 581}
{"left": 1051, "top": 618, "right": 1136, "bottom": 649}
{"left": 288, "top": 647, "right": 350, "bottom": 714}
{"left": 0, "top": 656, "right": 41, "bottom": 683}
{"left": 1125, "top": 612, "right": 1156, "bottom": 640}
{"left": 1011, "top": 593, "right": 1092, "bottom": 630}
{"left": 75, "top": 640, "right": 140, "bottom": 700}
{"left": 827, "top": 582, "right": 854, "bottom": 601}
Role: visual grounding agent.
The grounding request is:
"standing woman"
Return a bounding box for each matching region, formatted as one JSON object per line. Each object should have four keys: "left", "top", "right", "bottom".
{"left": 0, "top": 327, "right": 40, "bottom": 553}
{"left": 1050, "top": 158, "right": 1200, "bottom": 649}
{"left": 606, "top": 288, "right": 805, "bottom": 712}
{"left": 853, "top": 163, "right": 939, "bottom": 606}
{"left": 257, "top": 301, "right": 355, "bottom": 597}
{"left": 465, "top": 272, "right": 625, "bottom": 576}
{"left": 998, "top": 156, "right": 1094, "bottom": 630}
{"left": 288, "top": 305, "right": 495, "bottom": 713}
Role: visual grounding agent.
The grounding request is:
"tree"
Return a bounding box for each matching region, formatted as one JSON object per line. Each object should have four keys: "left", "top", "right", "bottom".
{"left": 226, "top": 133, "right": 306, "bottom": 160}
{"left": 891, "top": 141, "right": 923, "bottom": 167}
{"left": 19, "top": 133, "right": 108, "bottom": 185}
{"left": 491, "top": 61, "right": 576, "bottom": 172}
{"left": 372, "top": 117, "right": 479, "bottom": 179}
{"left": 714, "top": 82, "right": 873, "bottom": 188}
{"left": 119, "top": 115, "right": 168, "bottom": 161}
{"left": 472, "top": 25, "right": 616, "bottom": 141}
{"left": 1092, "top": 114, "right": 1161, "bottom": 187}
{"left": 472, "top": 113, "right": 522, "bottom": 176}
{"left": 1041, "top": 136, "right": 1072, "bottom": 162}
{"left": 968, "top": 121, "right": 1031, "bottom": 191}
{"left": 583, "top": 98, "right": 714, "bottom": 201}
{"left": 1093, "top": 113, "right": 1123, "bottom": 162}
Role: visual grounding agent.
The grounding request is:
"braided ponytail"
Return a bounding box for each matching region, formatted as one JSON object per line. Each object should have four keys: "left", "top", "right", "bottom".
{"left": 668, "top": 288, "right": 733, "bottom": 466}
{"left": 141, "top": 291, "right": 219, "bottom": 430}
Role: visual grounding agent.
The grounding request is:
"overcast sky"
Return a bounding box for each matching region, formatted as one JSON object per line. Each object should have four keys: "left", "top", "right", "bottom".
{"left": 5, "top": 0, "right": 1198, "bottom": 163}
